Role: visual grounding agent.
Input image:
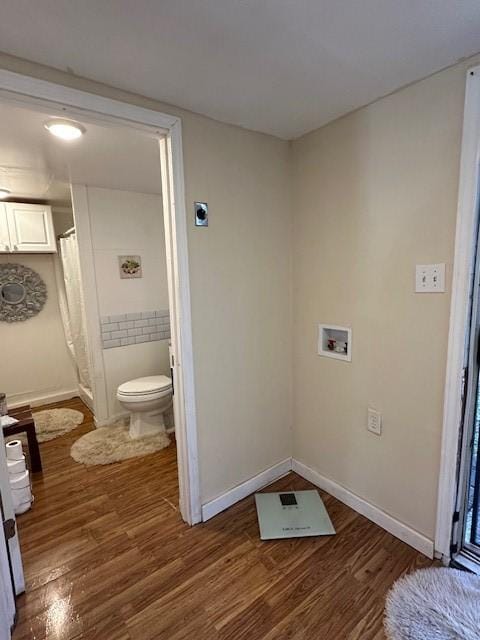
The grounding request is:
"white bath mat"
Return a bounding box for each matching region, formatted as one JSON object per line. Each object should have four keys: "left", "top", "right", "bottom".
{"left": 32, "top": 408, "right": 84, "bottom": 442}
{"left": 255, "top": 490, "right": 336, "bottom": 540}
{"left": 384, "top": 567, "right": 480, "bottom": 639}
{"left": 71, "top": 422, "right": 170, "bottom": 466}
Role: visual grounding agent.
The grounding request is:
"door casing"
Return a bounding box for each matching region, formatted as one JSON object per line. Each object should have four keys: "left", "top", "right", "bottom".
{"left": 0, "top": 69, "right": 202, "bottom": 526}
{"left": 436, "top": 65, "right": 480, "bottom": 561}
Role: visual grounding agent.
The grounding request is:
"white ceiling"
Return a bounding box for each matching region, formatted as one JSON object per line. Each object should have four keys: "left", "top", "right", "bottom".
{"left": 0, "top": 1, "right": 480, "bottom": 138}
{"left": 0, "top": 101, "right": 162, "bottom": 205}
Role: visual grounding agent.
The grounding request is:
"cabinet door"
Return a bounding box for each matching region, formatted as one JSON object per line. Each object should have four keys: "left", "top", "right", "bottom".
{"left": 0, "top": 204, "right": 10, "bottom": 253}
{"left": 5, "top": 203, "right": 56, "bottom": 253}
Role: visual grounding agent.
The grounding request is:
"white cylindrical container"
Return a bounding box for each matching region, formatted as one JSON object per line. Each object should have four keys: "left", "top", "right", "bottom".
{"left": 12, "top": 486, "right": 32, "bottom": 513}
{"left": 11, "top": 486, "right": 31, "bottom": 506}
{"left": 9, "top": 468, "right": 33, "bottom": 515}
{"left": 14, "top": 500, "right": 32, "bottom": 515}
{"left": 5, "top": 440, "right": 23, "bottom": 461}
{"left": 7, "top": 456, "right": 26, "bottom": 474}
{"left": 10, "top": 470, "right": 30, "bottom": 490}
{"left": 9, "top": 471, "right": 27, "bottom": 483}
{"left": 12, "top": 489, "right": 33, "bottom": 516}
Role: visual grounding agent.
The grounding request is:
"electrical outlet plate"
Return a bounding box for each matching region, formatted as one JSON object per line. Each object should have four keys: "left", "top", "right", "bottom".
{"left": 367, "top": 408, "right": 382, "bottom": 435}
{"left": 415, "top": 263, "right": 445, "bottom": 293}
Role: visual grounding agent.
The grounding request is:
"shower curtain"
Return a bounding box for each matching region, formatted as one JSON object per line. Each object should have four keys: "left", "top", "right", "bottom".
{"left": 54, "top": 233, "right": 92, "bottom": 397}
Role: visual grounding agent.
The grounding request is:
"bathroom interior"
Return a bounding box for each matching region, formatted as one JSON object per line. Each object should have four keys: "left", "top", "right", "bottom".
{"left": 0, "top": 99, "right": 179, "bottom": 528}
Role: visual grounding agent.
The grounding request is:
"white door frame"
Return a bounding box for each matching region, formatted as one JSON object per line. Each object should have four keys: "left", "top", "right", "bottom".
{"left": 435, "top": 65, "right": 480, "bottom": 559}
{"left": 0, "top": 69, "right": 201, "bottom": 525}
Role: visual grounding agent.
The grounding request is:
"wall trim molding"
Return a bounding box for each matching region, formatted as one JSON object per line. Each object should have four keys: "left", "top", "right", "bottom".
{"left": 201, "top": 458, "right": 292, "bottom": 521}
{"left": 435, "top": 65, "right": 480, "bottom": 560}
{"left": 292, "top": 459, "right": 434, "bottom": 558}
{"left": 10, "top": 388, "right": 78, "bottom": 410}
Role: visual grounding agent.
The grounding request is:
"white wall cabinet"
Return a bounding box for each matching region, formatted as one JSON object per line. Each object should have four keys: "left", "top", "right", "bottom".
{"left": 0, "top": 203, "right": 56, "bottom": 253}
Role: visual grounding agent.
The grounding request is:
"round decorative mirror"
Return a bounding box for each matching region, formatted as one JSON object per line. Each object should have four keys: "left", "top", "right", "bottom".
{"left": 0, "top": 263, "right": 47, "bottom": 322}
{"left": 1, "top": 282, "right": 26, "bottom": 305}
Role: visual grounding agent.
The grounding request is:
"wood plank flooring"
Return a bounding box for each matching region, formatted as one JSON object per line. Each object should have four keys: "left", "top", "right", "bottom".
{"left": 13, "top": 397, "right": 435, "bottom": 640}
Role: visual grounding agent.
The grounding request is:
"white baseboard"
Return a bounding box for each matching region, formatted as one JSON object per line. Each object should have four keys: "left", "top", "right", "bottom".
{"left": 202, "top": 458, "right": 292, "bottom": 521}
{"left": 292, "top": 459, "right": 434, "bottom": 559}
{"left": 78, "top": 384, "right": 94, "bottom": 412}
{"left": 198, "top": 454, "right": 435, "bottom": 558}
{"left": 9, "top": 388, "right": 78, "bottom": 410}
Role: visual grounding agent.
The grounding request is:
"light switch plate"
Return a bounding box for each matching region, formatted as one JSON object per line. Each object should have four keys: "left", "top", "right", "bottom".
{"left": 415, "top": 263, "right": 445, "bottom": 293}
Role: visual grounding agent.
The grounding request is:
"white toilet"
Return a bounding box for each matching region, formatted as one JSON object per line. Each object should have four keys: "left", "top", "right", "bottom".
{"left": 116, "top": 375, "right": 173, "bottom": 439}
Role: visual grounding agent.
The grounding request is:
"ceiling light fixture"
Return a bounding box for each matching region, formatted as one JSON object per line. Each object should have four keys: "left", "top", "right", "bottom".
{"left": 44, "top": 118, "right": 86, "bottom": 141}
{"left": 0, "top": 188, "right": 11, "bottom": 199}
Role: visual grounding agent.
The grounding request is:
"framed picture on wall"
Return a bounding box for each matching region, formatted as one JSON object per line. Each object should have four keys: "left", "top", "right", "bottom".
{"left": 118, "top": 255, "right": 142, "bottom": 279}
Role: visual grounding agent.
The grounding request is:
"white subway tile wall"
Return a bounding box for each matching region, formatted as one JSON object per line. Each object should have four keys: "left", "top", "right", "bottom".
{"left": 101, "top": 310, "right": 170, "bottom": 349}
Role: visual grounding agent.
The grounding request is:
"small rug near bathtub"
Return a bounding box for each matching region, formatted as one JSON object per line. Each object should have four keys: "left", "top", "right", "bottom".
{"left": 70, "top": 422, "right": 170, "bottom": 466}
{"left": 32, "top": 408, "right": 84, "bottom": 443}
{"left": 384, "top": 567, "right": 480, "bottom": 639}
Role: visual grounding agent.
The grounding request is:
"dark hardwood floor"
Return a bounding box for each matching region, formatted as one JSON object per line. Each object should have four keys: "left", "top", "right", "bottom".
{"left": 13, "top": 397, "right": 435, "bottom": 640}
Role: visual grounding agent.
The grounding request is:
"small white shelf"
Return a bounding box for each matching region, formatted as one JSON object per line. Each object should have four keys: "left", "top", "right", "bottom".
{"left": 318, "top": 324, "right": 352, "bottom": 362}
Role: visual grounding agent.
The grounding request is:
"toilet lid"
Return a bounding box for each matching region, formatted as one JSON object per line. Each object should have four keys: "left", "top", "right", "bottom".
{"left": 118, "top": 375, "right": 172, "bottom": 396}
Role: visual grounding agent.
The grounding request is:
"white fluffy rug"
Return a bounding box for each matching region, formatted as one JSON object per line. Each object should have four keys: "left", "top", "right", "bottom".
{"left": 71, "top": 422, "right": 170, "bottom": 466}
{"left": 385, "top": 567, "right": 480, "bottom": 639}
{"left": 32, "top": 408, "right": 84, "bottom": 443}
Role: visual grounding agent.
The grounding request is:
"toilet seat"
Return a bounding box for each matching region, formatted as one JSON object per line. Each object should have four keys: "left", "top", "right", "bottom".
{"left": 117, "top": 375, "right": 172, "bottom": 401}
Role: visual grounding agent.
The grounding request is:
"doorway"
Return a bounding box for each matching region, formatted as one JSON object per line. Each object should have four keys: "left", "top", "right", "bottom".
{"left": 0, "top": 68, "right": 200, "bottom": 525}
{"left": 0, "top": 72, "right": 201, "bottom": 620}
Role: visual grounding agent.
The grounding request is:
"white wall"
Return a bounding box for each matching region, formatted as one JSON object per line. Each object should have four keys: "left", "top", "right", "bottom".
{"left": 183, "top": 123, "right": 292, "bottom": 502}
{"left": 78, "top": 186, "right": 170, "bottom": 418}
{"left": 0, "top": 253, "right": 77, "bottom": 407}
{"left": 291, "top": 56, "right": 479, "bottom": 540}
{"left": 86, "top": 188, "right": 169, "bottom": 318}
